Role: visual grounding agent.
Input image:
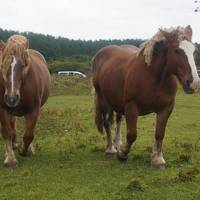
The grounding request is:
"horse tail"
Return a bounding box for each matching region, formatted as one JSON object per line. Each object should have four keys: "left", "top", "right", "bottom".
{"left": 94, "top": 93, "right": 104, "bottom": 133}
{"left": 92, "top": 47, "right": 114, "bottom": 133}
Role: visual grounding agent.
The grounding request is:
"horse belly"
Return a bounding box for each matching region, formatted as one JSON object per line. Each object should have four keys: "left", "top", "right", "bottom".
{"left": 99, "top": 74, "right": 124, "bottom": 113}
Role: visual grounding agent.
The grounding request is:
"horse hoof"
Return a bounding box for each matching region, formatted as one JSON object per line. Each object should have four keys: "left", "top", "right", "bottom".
{"left": 151, "top": 163, "right": 165, "bottom": 170}
{"left": 105, "top": 146, "right": 117, "bottom": 156}
{"left": 19, "top": 144, "right": 35, "bottom": 157}
{"left": 4, "top": 160, "right": 18, "bottom": 168}
{"left": 117, "top": 150, "right": 128, "bottom": 162}
{"left": 19, "top": 148, "right": 34, "bottom": 157}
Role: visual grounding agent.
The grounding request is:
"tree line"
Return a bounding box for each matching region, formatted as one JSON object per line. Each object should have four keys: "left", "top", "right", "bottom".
{"left": 0, "top": 28, "right": 199, "bottom": 66}
{"left": 0, "top": 28, "right": 142, "bottom": 61}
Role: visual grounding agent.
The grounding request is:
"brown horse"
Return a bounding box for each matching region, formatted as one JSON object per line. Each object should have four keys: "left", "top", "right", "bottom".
{"left": 92, "top": 25, "right": 200, "bottom": 168}
{"left": 0, "top": 35, "right": 51, "bottom": 167}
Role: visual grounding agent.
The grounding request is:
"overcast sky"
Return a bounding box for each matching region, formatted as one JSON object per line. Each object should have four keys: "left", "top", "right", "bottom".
{"left": 0, "top": 0, "right": 200, "bottom": 42}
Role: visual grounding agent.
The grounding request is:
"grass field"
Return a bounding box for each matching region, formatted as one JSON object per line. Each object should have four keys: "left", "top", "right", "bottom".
{"left": 0, "top": 77, "right": 200, "bottom": 200}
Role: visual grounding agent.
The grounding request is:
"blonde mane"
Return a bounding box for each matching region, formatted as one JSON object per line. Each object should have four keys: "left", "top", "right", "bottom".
{"left": 139, "top": 26, "right": 190, "bottom": 66}
{"left": 1, "top": 35, "right": 29, "bottom": 80}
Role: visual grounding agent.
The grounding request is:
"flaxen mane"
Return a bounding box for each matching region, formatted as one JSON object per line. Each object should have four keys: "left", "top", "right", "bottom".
{"left": 0, "top": 35, "right": 29, "bottom": 80}
{"left": 139, "top": 26, "right": 191, "bottom": 66}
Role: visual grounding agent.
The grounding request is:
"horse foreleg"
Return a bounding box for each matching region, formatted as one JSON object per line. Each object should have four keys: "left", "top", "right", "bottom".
{"left": 117, "top": 102, "right": 138, "bottom": 161}
{"left": 19, "top": 109, "right": 39, "bottom": 156}
{"left": 0, "top": 111, "right": 18, "bottom": 167}
{"left": 151, "top": 105, "right": 173, "bottom": 169}
{"left": 113, "top": 114, "right": 122, "bottom": 150}
{"left": 10, "top": 117, "right": 18, "bottom": 149}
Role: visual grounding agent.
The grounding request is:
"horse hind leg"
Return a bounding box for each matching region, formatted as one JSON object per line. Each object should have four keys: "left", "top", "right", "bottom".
{"left": 113, "top": 114, "right": 122, "bottom": 150}
{"left": 103, "top": 110, "right": 118, "bottom": 155}
{"left": 94, "top": 93, "right": 117, "bottom": 155}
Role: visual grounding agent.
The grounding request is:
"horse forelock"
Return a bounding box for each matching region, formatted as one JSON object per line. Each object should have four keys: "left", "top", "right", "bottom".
{"left": 1, "top": 35, "right": 29, "bottom": 80}
{"left": 7, "top": 35, "right": 29, "bottom": 49}
{"left": 139, "top": 26, "right": 190, "bottom": 66}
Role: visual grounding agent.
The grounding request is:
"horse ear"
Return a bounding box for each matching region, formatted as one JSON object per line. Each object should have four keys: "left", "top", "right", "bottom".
{"left": 0, "top": 40, "right": 5, "bottom": 51}
{"left": 185, "top": 25, "right": 192, "bottom": 41}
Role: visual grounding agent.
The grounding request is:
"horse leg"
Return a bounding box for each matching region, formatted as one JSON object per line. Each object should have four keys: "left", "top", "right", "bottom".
{"left": 19, "top": 109, "right": 39, "bottom": 156}
{"left": 0, "top": 111, "right": 18, "bottom": 167}
{"left": 95, "top": 93, "right": 116, "bottom": 155}
{"left": 117, "top": 102, "right": 138, "bottom": 161}
{"left": 113, "top": 114, "right": 122, "bottom": 150}
{"left": 104, "top": 111, "right": 117, "bottom": 155}
{"left": 151, "top": 106, "right": 173, "bottom": 169}
{"left": 10, "top": 117, "right": 18, "bottom": 149}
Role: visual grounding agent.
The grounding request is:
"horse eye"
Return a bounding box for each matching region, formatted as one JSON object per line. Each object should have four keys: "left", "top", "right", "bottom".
{"left": 175, "top": 48, "right": 182, "bottom": 54}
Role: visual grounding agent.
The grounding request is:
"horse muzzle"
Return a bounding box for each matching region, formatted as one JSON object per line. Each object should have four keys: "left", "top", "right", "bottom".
{"left": 4, "top": 94, "right": 21, "bottom": 107}
{"left": 182, "top": 80, "right": 194, "bottom": 94}
{"left": 190, "top": 78, "right": 200, "bottom": 91}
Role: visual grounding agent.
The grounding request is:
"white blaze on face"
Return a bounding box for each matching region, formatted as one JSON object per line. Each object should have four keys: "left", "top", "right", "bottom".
{"left": 179, "top": 40, "right": 200, "bottom": 91}
{"left": 10, "top": 56, "right": 17, "bottom": 93}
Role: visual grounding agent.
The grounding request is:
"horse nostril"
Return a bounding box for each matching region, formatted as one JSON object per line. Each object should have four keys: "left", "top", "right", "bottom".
{"left": 185, "top": 80, "right": 191, "bottom": 88}
{"left": 14, "top": 94, "right": 20, "bottom": 102}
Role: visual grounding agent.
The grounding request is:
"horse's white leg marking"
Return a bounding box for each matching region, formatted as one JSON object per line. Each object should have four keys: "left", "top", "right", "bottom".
{"left": 10, "top": 56, "right": 17, "bottom": 94}
{"left": 28, "top": 143, "right": 35, "bottom": 155}
{"left": 20, "top": 142, "right": 35, "bottom": 156}
{"left": 179, "top": 40, "right": 200, "bottom": 90}
{"left": 105, "top": 113, "right": 109, "bottom": 120}
{"left": 105, "top": 113, "right": 117, "bottom": 155}
{"left": 105, "top": 145, "right": 117, "bottom": 154}
{"left": 4, "top": 139, "right": 17, "bottom": 166}
{"left": 113, "top": 119, "right": 122, "bottom": 150}
{"left": 151, "top": 141, "right": 165, "bottom": 168}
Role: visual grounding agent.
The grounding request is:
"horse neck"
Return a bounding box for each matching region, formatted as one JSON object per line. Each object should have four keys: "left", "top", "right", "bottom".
{"left": 149, "top": 52, "right": 173, "bottom": 83}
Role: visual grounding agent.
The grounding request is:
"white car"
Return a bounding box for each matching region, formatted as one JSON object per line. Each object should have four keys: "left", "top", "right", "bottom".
{"left": 57, "top": 71, "right": 87, "bottom": 78}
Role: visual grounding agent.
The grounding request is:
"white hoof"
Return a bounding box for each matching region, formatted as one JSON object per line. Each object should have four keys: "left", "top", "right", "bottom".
{"left": 4, "top": 157, "right": 18, "bottom": 168}
{"left": 105, "top": 145, "right": 117, "bottom": 155}
{"left": 151, "top": 152, "right": 166, "bottom": 169}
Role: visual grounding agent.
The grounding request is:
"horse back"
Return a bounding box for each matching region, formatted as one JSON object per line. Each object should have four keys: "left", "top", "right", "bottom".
{"left": 92, "top": 45, "right": 138, "bottom": 86}
{"left": 25, "top": 49, "right": 51, "bottom": 107}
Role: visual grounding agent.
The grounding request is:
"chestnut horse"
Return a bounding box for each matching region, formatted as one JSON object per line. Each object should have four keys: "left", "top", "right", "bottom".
{"left": 92, "top": 25, "right": 200, "bottom": 168}
{"left": 0, "top": 35, "right": 51, "bottom": 167}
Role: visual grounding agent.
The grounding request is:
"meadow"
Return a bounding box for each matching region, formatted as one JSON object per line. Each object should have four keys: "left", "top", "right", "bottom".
{"left": 0, "top": 76, "right": 200, "bottom": 200}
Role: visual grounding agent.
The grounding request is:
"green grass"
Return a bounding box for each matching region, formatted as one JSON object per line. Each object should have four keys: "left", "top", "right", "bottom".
{"left": 0, "top": 78, "right": 200, "bottom": 199}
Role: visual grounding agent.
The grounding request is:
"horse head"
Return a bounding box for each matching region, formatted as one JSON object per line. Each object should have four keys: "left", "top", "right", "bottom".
{"left": 0, "top": 35, "right": 30, "bottom": 107}
{"left": 141, "top": 25, "right": 200, "bottom": 94}
{"left": 159, "top": 25, "right": 200, "bottom": 93}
